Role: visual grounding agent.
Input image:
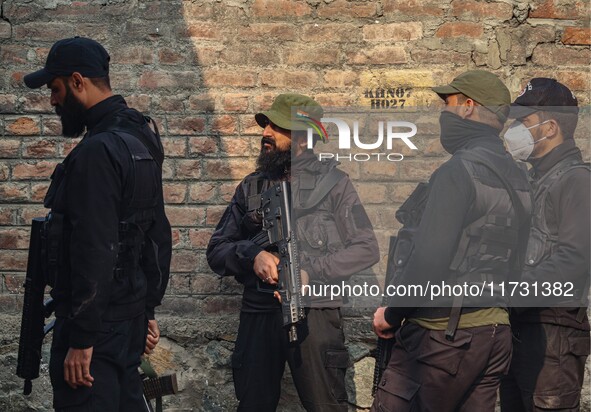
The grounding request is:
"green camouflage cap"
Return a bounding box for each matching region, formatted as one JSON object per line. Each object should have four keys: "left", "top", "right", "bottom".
{"left": 255, "top": 93, "right": 324, "bottom": 132}
{"left": 432, "top": 70, "right": 511, "bottom": 122}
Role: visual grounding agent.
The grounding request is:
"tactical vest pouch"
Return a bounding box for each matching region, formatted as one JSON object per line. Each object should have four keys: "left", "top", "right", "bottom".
{"left": 41, "top": 212, "right": 65, "bottom": 288}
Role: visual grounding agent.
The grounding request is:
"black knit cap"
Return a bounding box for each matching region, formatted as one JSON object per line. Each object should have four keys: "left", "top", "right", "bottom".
{"left": 24, "top": 37, "right": 110, "bottom": 89}
{"left": 510, "top": 78, "right": 579, "bottom": 118}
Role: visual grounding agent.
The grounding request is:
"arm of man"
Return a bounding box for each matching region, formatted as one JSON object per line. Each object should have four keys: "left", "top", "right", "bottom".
{"left": 521, "top": 169, "right": 590, "bottom": 289}
{"left": 63, "top": 135, "right": 124, "bottom": 387}
{"left": 206, "top": 181, "right": 267, "bottom": 282}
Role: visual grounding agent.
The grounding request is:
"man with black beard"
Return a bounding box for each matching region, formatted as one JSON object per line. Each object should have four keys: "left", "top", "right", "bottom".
{"left": 371, "top": 71, "right": 532, "bottom": 411}
{"left": 207, "top": 93, "right": 379, "bottom": 411}
{"left": 24, "top": 37, "right": 171, "bottom": 411}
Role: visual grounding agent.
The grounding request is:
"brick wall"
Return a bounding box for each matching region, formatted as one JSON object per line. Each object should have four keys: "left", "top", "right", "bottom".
{"left": 0, "top": 0, "right": 589, "bottom": 410}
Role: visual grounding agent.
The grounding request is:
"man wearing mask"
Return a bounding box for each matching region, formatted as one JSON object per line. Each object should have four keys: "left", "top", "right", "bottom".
{"left": 207, "top": 93, "right": 379, "bottom": 411}
{"left": 23, "top": 37, "right": 172, "bottom": 410}
{"left": 501, "top": 78, "right": 590, "bottom": 411}
{"left": 371, "top": 70, "right": 531, "bottom": 411}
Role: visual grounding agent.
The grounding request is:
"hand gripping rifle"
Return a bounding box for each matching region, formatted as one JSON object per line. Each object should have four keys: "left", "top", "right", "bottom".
{"left": 258, "top": 181, "right": 306, "bottom": 342}
{"left": 16, "top": 217, "right": 56, "bottom": 395}
{"left": 372, "top": 182, "right": 430, "bottom": 396}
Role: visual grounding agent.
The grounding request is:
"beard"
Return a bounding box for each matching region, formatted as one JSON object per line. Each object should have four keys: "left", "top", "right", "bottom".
{"left": 55, "top": 84, "right": 87, "bottom": 138}
{"left": 256, "top": 137, "right": 291, "bottom": 180}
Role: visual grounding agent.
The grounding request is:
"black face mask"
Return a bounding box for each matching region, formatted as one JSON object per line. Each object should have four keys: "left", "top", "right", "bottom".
{"left": 438, "top": 111, "right": 495, "bottom": 154}
{"left": 55, "top": 83, "right": 87, "bottom": 138}
{"left": 256, "top": 144, "right": 291, "bottom": 180}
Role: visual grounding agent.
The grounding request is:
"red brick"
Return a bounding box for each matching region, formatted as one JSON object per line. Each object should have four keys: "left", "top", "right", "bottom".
{"left": 189, "top": 228, "right": 215, "bottom": 248}
{"left": 189, "top": 137, "right": 218, "bottom": 156}
{"left": 301, "top": 24, "right": 362, "bottom": 42}
{"left": 31, "top": 183, "right": 50, "bottom": 203}
{"left": 188, "top": 94, "right": 216, "bottom": 113}
{"left": 561, "top": 27, "right": 591, "bottom": 45}
{"left": 23, "top": 139, "right": 58, "bottom": 158}
{"left": 347, "top": 46, "right": 408, "bottom": 65}
{"left": 180, "top": 2, "right": 215, "bottom": 19}
{"left": 219, "top": 46, "right": 249, "bottom": 66}
{"left": 436, "top": 22, "right": 483, "bottom": 38}
{"left": 111, "top": 46, "right": 153, "bottom": 65}
{"left": 162, "top": 160, "right": 174, "bottom": 180}
{"left": 283, "top": 46, "right": 340, "bottom": 66}
{"left": 161, "top": 138, "right": 187, "bottom": 157}
{"left": 0, "top": 94, "right": 17, "bottom": 113}
{"left": 4, "top": 275, "right": 25, "bottom": 294}
{"left": 6, "top": 117, "right": 41, "bottom": 136}
{"left": 0, "top": 228, "right": 30, "bottom": 249}
{"left": 124, "top": 22, "right": 165, "bottom": 40}
{"left": 171, "top": 229, "right": 182, "bottom": 248}
{"left": 0, "top": 183, "right": 30, "bottom": 203}
{"left": 21, "top": 93, "right": 53, "bottom": 113}
{"left": 52, "top": 2, "right": 102, "bottom": 16}
{"left": 363, "top": 22, "right": 423, "bottom": 41}
{"left": 212, "top": 115, "right": 238, "bottom": 135}
{"left": 252, "top": 0, "right": 312, "bottom": 17}
{"left": 42, "top": 118, "right": 63, "bottom": 137}
{"left": 170, "top": 250, "right": 200, "bottom": 273}
{"left": 189, "top": 183, "right": 216, "bottom": 203}
{"left": 19, "top": 206, "right": 48, "bottom": 225}
{"left": 219, "top": 182, "right": 239, "bottom": 202}
{"left": 0, "top": 250, "right": 28, "bottom": 270}
{"left": 163, "top": 183, "right": 187, "bottom": 204}
{"left": 532, "top": 44, "right": 591, "bottom": 66}
{"left": 451, "top": 0, "right": 514, "bottom": 19}
{"left": 168, "top": 273, "right": 191, "bottom": 295}
{"left": 62, "top": 138, "right": 82, "bottom": 156}
{"left": 383, "top": 0, "right": 445, "bottom": 16}
{"left": 222, "top": 94, "right": 250, "bottom": 112}
{"left": 411, "top": 49, "right": 473, "bottom": 65}
{"left": 110, "top": 72, "right": 139, "bottom": 90}
{"left": 0, "top": 45, "right": 28, "bottom": 65}
{"left": 176, "top": 160, "right": 202, "bottom": 180}
{"left": 359, "top": 161, "right": 399, "bottom": 181}
{"left": 205, "top": 206, "right": 228, "bottom": 226}
{"left": 165, "top": 206, "right": 205, "bottom": 227}
{"left": 12, "top": 161, "right": 55, "bottom": 180}
{"left": 220, "top": 137, "right": 256, "bottom": 157}
{"left": 399, "top": 159, "right": 444, "bottom": 181}
{"left": 0, "top": 208, "right": 15, "bottom": 225}
{"left": 260, "top": 70, "right": 319, "bottom": 88}
{"left": 323, "top": 71, "right": 359, "bottom": 87}
{"left": 125, "top": 95, "right": 151, "bottom": 113}
{"left": 0, "top": 140, "right": 20, "bottom": 157}
{"left": 191, "top": 274, "right": 221, "bottom": 295}
{"left": 0, "top": 21, "right": 10, "bottom": 39}
{"left": 181, "top": 22, "right": 221, "bottom": 40}
{"left": 314, "top": 93, "right": 357, "bottom": 107}
{"left": 193, "top": 45, "right": 221, "bottom": 66}
{"left": 167, "top": 117, "right": 206, "bottom": 136}
{"left": 204, "top": 159, "right": 255, "bottom": 181}
{"left": 200, "top": 296, "right": 242, "bottom": 314}
{"left": 317, "top": 0, "right": 377, "bottom": 19}
{"left": 240, "top": 115, "right": 264, "bottom": 135}
{"left": 529, "top": 0, "right": 588, "bottom": 19}
{"left": 158, "top": 48, "right": 186, "bottom": 65}
{"left": 3, "top": 3, "right": 43, "bottom": 21}
{"left": 154, "top": 95, "right": 186, "bottom": 113}
{"left": 356, "top": 183, "right": 388, "bottom": 204}
{"left": 0, "top": 164, "right": 8, "bottom": 180}
{"left": 139, "top": 71, "right": 199, "bottom": 90}
{"left": 202, "top": 69, "right": 257, "bottom": 88}
{"left": 14, "top": 23, "right": 74, "bottom": 41}
{"left": 238, "top": 23, "right": 297, "bottom": 41}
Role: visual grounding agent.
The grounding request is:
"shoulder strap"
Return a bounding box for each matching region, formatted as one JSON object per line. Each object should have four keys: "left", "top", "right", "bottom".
{"left": 300, "top": 167, "right": 346, "bottom": 210}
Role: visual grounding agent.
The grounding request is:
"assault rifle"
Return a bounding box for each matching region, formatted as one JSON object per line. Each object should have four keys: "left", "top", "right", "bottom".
{"left": 16, "top": 217, "right": 56, "bottom": 395}
{"left": 259, "top": 181, "right": 305, "bottom": 342}
{"left": 372, "top": 182, "right": 430, "bottom": 395}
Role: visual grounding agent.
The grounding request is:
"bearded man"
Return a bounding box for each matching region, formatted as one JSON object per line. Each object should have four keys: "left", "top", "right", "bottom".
{"left": 24, "top": 37, "right": 171, "bottom": 411}
{"left": 207, "top": 93, "right": 379, "bottom": 411}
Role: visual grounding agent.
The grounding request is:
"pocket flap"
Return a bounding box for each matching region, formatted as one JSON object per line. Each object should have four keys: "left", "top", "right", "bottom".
{"left": 533, "top": 391, "right": 580, "bottom": 409}
{"left": 325, "top": 349, "right": 349, "bottom": 368}
{"left": 568, "top": 335, "right": 590, "bottom": 356}
{"left": 377, "top": 368, "right": 420, "bottom": 401}
{"left": 429, "top": 328, "right": 473, "bottom": 348}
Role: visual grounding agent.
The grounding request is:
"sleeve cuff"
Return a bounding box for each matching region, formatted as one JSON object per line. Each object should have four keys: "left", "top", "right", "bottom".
{"left": 146, "top": 306, "right": 155, "bottom": 320}
{"left": 69, "top": 323, "right": 97, "bottom": 349}
{"left": 384, "top": 307, "right": 405, "bottom": 330}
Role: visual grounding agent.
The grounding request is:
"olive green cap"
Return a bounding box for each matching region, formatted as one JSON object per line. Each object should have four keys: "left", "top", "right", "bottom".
{"left": 432, "top": 70, "right": 511, "bottom": 122}
{"left": 255, "top": 93, "right": 324, "bottom": 131}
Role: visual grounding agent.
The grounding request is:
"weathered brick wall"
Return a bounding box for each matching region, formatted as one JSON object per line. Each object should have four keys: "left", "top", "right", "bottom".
{"left": 0, "top": 0, "right": 589, "bottom": 410}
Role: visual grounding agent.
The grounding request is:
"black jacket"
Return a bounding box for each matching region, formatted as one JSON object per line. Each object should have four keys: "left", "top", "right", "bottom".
{"left": 516, "top": 139, "right": 590, "bottom": 330}
{"left": 46, "top": 95, "right": 172, "bottom": 348}
{"left": 206, "top": 150, "right": 379, "bottom": 312}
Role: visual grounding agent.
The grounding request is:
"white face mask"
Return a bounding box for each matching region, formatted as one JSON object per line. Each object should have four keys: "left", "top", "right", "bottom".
{"left": 503, "top": 120, "right": 549, "bottom": 161}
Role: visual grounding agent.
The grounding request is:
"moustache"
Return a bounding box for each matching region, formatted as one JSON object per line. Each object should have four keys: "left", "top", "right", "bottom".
{"left": 261, "top": 137, "right": 275, "bottom": 147}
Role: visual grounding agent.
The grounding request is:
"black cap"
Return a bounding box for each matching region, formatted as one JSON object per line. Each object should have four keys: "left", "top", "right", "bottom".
{"left": 510, "top": 78, "right": 578, "bottom": 118}
{"left": 24, "top": 37, "right": 110, "bottom": 89}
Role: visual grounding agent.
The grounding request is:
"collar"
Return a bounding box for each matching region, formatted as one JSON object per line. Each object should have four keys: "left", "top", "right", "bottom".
{"left": 529, "top": 139, "right": 582, "bottom": 177}
{"left": 85, "top": 95, "right": 128, "bottom": 131}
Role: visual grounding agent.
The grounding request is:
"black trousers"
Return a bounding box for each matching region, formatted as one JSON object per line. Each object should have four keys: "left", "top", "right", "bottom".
{"left": 500, "top": 322, "right": 590, "bottom": 412}
{"left": 231, "top": 308, "right": 349, "bottom": 412}
{"left": 372, "top": 322, "right": 512, "bottom": 412}
{"left": 49, "top": 314, "right": 148, "bottom": 411}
